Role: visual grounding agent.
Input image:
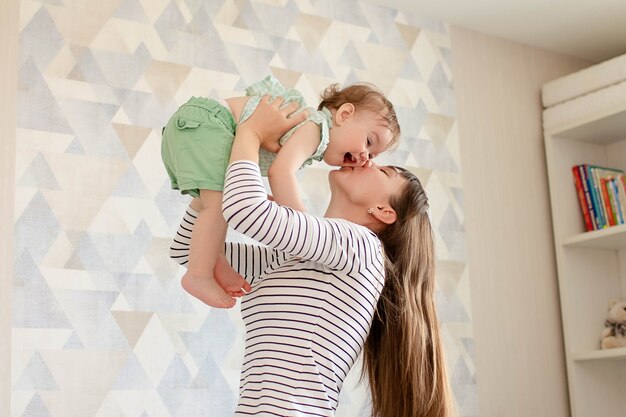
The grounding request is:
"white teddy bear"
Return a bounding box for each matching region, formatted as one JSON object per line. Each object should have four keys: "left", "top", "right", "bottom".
{"left": 600, "top": 299, "right": 626, "bottom": 349}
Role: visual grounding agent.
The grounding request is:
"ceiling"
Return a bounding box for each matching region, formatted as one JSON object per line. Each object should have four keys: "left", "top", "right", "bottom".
{"left": 364, "top": 0, "right": 626, "bottom": 63}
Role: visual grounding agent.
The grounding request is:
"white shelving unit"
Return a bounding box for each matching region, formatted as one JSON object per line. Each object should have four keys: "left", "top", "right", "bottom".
{"left": 543, "top": 61, "right": 626, "bottom": 417}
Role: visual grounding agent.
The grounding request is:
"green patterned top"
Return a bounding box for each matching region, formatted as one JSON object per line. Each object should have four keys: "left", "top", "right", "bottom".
{"left": 239, "top": 75, "right": 332, "bottom": 175}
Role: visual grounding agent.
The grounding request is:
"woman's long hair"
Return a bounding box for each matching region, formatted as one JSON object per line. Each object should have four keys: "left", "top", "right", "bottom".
{"left": 363, "top": 167, "right": 456, "bottom": 417}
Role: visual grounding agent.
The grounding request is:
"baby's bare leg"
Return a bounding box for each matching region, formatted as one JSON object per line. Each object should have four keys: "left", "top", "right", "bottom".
{"left": 181, "top": 198, "right": 252, "bottom": 297}
{"left": 181, "top": 190, "right": 234, "bottom": 308}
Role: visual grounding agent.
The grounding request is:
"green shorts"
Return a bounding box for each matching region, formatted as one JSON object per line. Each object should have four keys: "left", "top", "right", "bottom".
{"left": 161, "top": 97, "right": 236, "bottom": 197}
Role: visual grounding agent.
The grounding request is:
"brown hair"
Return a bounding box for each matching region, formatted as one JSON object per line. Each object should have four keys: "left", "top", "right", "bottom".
{"left": 363, "top": 167, "right": 457, "bottom": 417}
{"left": 318, "top": 83, "right": 400, "bottom": 150}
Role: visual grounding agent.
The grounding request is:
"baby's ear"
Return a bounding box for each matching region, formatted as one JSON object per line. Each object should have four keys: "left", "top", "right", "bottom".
{"left": 609, "top": 299, "right": 620, "bottom": 309}
{"left": 334, "top": 103, "right": 355, "bottom": 125}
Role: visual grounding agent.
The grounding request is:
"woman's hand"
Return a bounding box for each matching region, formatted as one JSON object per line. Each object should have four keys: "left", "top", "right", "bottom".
{"left": 238, "top": 95, "right": 308, "bottom": 153}
{"left": 230, "top": 95, "right": 308, "bottom": 165}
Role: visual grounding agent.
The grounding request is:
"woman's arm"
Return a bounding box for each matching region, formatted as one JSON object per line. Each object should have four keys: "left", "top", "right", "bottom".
{"left": 222, "top": 161, "right": 382, "bottom": 276}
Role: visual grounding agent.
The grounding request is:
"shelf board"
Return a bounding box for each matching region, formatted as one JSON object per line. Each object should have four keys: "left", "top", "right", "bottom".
{"left": 572, "top": 347, "right": 626, "bottom": 361}
{"left": 562, "top": 224, "right": 626, "bottom": 249}
{"left": 549, "top": 109, "right": 626, "bottom": 144}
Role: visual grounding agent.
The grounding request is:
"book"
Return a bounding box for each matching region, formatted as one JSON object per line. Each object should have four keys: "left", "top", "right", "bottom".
{"left": 608, "top": 177, "right": 624, "bottom": 224}
{"left": 589, "top": 166, "right": 608, "bottom": 228}
{"left": 579, "top": 164, "right": 602, "bottom": 230}
{"left": 572, "top": 166, "right": 594, "bottom": 231}
{"left": 589, "top": 165, "right": 625, "bottom": 228}
{"left": 617, "top": 174, "right": 626, "bottom": 223}
{"left": 600, "top": 177, "right": 616, "bottom": 226}
{"left": 572, "top": 164, "right": 626, "bottom": 231}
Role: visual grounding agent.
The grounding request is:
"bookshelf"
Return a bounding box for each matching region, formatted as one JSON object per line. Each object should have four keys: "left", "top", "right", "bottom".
{"left": 543, "top": 68, "right": 626, "bottom": 417}
{"left": 561, "top": 224, "right": 626, "bottom": 250}
{"left": 571, "top": 347, "right": 626, "bottom": 362}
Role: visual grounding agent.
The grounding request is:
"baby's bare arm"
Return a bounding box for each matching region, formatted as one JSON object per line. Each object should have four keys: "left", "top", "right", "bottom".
{"left": 267, "top": 122, "right": 321, "bottom": 213}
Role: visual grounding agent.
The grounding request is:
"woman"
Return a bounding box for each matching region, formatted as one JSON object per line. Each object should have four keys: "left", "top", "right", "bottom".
{"left": 171, "top": 97, "right": 456, "bottom": 417}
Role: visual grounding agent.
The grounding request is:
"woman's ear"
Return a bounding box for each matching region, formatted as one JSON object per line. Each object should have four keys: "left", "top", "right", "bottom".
{"left": 371, "top": 205, "right": 397, "bottom": 225}
{"left": 334, "top": 103, "right": 355, "bottom": 125}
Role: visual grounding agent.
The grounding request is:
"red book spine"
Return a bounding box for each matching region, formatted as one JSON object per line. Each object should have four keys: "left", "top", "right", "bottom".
{"left": 572, "top": 166, "right": 594, "bottom": 231}
{"left": 579, "top": 165, "right": 598, "bottom": 230}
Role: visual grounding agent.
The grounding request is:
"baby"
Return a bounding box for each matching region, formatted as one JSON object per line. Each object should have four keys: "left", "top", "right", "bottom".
{"left": 162, "top": 75, "right": 400, "bottom": 308}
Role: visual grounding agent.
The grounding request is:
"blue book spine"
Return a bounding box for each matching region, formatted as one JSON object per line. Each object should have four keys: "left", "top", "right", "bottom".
{"left": 590, "top": 166, "right": 607, "bottom": 228}
{"left": 583, "top": 165, "right": 603, "bottom": 228}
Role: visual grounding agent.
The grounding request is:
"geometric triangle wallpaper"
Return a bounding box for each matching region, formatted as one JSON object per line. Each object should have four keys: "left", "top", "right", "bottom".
{"left": 13, "top": 0, "right": 477, "bottom": 415}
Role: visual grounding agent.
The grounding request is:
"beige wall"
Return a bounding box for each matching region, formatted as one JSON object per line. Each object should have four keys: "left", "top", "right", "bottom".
{"left": 1, "top": 0, "right": 18, "bottom": 416}
{"left": 451, "top": 27, "right": 590, "bottom": 417}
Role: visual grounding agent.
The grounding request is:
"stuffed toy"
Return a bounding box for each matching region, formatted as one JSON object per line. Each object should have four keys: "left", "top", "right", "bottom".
{"left": 600, "top": 299, "right": 626, "bottom": 349}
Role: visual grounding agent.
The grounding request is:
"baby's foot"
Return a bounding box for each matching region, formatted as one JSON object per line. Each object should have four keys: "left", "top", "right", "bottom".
{"left": 214, "top": 256, "right": 252, "bottom": 297}
{"left": 181, "top": 271, "right": 236, "bottom": 309}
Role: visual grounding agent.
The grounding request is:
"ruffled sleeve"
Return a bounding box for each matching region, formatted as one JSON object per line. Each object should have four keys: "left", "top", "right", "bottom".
{"left": 300, "top": 107, "right": 332, "bottom": 167}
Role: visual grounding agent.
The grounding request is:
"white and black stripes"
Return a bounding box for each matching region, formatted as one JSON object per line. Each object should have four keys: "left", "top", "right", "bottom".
{"left": 171, "top": 161, "right": 386, "bottom": 417}
{"left": 169, "top": 208, "right": 197, "bottom": 265}
{"left": 222, "top": 163, "right": 368, "bottom": 275}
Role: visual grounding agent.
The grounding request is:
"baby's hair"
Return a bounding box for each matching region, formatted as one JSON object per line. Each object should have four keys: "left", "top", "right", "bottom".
{"left": 318, "top": 83, "right": 400, "bottom": 150}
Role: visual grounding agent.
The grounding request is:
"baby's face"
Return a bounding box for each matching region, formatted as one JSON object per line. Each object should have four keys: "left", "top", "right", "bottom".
{"left": 323, "top": 109, "right": 393, "bottom": 167}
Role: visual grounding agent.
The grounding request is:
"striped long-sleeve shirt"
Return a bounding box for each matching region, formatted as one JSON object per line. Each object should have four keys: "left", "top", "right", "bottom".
{"left": 171, "top": 160, "right": 386, "bottom": 417}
